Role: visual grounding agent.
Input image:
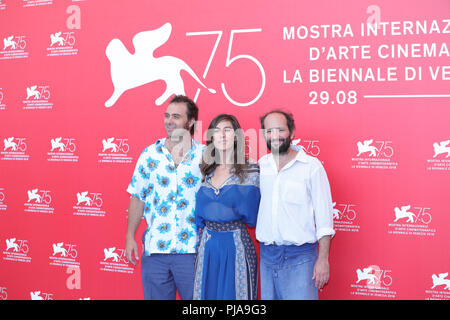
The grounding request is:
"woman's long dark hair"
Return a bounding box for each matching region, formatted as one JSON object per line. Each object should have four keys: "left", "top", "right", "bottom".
{"left": 200, "top": 114, "right": 249, "bottom": 183}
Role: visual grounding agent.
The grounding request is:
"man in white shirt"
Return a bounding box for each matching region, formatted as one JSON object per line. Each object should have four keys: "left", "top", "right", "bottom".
{"left": 256, "top": 110, "right": 335, "bottom": 300}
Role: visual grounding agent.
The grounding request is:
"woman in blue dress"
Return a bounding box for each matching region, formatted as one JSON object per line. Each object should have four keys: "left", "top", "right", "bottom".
{"left": 193, "top": 114, "right": 260, "bottom": 300}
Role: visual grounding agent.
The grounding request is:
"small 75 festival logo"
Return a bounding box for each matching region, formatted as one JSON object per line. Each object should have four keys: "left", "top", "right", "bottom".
{"left": 47, "top": 31, "right": 78, "bottom": 56}
{"left": 50, "top": 31, "right": 75, "bottom": 47}
{"left": 76, "top": 191, "right": 103, "bottom": 207}
{"left": 24, "top": 188, "right": 55, "bottom": 214}
{"left": 98, "top": 137, "right": 133, "bottom": 164}
{"left": 292, "top": 138, "right": 321, "bottom": 157}
{"left": 5, "top": 238, "right": 29, "bottom": 254}
{"left": 355, "top": 266, "right": 392, "bottom": 288}
{"left": 393, "top": 205, "right": 432, "bottom": 224}
{"left": 388, "top": 205, "right": 436, "bottom": 237}
{"left": 332, "top": 202, "right": 360, "bottom": 232}
{"left": 48, "top": 137, "right": 79, "bottom": 162}
{"left": 102, "top": 137, "right": 130, "bottom": 153}
{"left": 0, "top": 35, "right": 29, "bottom": 60}
{"left": 427, "top": 140, "right": 450, "bottom": 171}
{"left": 351, "top": 265, "right": 397, "bottom": 299}
{"left": 100, "top": 246, "right": 134, "bottom": 274}
{"left": 3, "top": 137, "right": 27, "bottom": 152}
{"left": 50, "top": 137, "right": 76, "bottom": 152}
{"left": 356, "top": 139, "right": 394, "bottom": 158}
{"left": 26, "top": 85, "right": 50, "bottom": 100}
{"left": 3, "top": 35, "right": 25, "bottom": 50}
{"left": 30, "top": 291, "right": 54, "bottom": 300}
{"left": 52, "top": 242, "right": 78, "bottom": 258}
{"left": 49, "top": 242, "right": 80, "bottom": 268}
{"left": 103, "top": 247, "right": 128, "bottom": 263}
{"left": 73, "top": 191, "right": 106, "bottom": 217}
{"left": 3, "top": 238, "right": 32, "bottom": 263}
{"left": 431, "top": 272, "right": 450, "bottom": 290}
{"left": 23, "top": 85, "right": 53, "bottom": 110}
{"left": 1, "top": 137, "right": 30, "bottom": 161}
{"left": 332, "top": 203, "right": 356, "bottom": 221}
{"left": 27, "top": 189, "right": 52, "bottom": 204}
{"left": 352, "top": 139, "right": 398, "bottom": 170}
{"left": 426, "top": 272, "right": 450, "bottom": 300}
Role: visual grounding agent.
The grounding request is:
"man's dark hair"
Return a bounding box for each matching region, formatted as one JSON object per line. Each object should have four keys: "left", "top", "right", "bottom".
{"left": 169, "top": 95, "right": 199, "bottom": 135}
{"left": 260, "top": 109, "right": 295, "bottom": 135}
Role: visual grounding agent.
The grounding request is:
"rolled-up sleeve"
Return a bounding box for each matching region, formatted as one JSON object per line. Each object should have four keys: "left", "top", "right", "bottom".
{"left": 310, "top": 163, "right": 336, "bottom": 240}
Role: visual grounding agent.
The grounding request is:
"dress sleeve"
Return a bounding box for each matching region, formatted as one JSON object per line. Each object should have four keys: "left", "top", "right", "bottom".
{"left": 194, "top": 188, "right": 205, "bottom": 229}
{"left": 236, "top": 164, "right": 261, "bottom": 227}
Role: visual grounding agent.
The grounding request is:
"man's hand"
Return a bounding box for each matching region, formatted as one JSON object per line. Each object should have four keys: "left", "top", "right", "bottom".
{"left": 313, "top": 235, "right": 332, "bottom": 291}
{"left": 312, "top": 256, "right": 330, "bottom": 290}
{"left": 125, "top": 236, "right": 139, "bottom": 265}
{"left": 125, "top": 196, "right": 144, "bottom": 266}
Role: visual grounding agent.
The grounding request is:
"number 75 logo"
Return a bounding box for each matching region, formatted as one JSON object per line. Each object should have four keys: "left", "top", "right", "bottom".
{"left": 105, "top": 24, "right": 265, "bottom": 108}
{"left": 186, "top": 28, "right": 265, "bottom": 107}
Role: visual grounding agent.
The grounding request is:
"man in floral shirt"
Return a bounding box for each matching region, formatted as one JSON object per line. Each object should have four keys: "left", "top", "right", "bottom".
{"left": 126, "top": 95, "right": 205, "bottom": 300}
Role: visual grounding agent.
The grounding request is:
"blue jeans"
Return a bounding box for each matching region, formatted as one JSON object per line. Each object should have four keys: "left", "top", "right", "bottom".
{"left": 141, "top": 254, "right": 195, "bottom": 300}
{"left": 260, "top": 243, "right": 318, "bottom": 300}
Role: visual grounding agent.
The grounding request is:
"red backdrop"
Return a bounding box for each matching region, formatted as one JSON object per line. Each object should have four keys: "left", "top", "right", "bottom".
{"left": 0, "top": 0, "right": 449, "bottom": 300}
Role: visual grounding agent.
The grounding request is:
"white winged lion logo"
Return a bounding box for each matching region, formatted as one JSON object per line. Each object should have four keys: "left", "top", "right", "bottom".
{"left": 105, "top": 22, "right": 215, "bottom": 107}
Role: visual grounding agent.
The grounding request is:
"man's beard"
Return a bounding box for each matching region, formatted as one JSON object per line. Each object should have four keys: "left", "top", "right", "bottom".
{"left": 166, "top": 123, "right": 191, "bottom": 141}
{"left": 267, "top": 136, "right": 291, "bottom": 155}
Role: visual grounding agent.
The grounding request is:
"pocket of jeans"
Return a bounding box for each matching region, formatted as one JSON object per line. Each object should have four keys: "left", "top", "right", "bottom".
{"left": 284, "top": 251, "right": 317, "bottom": 268}
{"left": 260, "top": 245, "right": 281, "bottom": 265}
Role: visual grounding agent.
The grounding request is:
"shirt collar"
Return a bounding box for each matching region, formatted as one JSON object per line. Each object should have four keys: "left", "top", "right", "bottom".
{"left": 292, "top": 146, "right": 309, "bottom": 163}
{"left": 265, "top": 145, "right": 309, "bottom": 164}
{"left": 263, "top": 145, "right": 309, "bottom": 173}
{"left": 156, "top": 137, "right": 200, "bottom": 151}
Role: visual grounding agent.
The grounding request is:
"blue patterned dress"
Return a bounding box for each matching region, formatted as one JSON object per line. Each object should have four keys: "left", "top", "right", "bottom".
{"left": 193, "top": 164, "right": 260, "bottom": 300}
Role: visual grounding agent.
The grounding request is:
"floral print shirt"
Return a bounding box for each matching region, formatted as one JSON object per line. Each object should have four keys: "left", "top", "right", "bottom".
{"left": 127, "top": 138, "right": 205, "bottom": 255}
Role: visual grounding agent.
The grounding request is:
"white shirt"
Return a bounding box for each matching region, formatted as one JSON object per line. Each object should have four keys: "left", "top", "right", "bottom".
{"left": 256, "top": 146, "right": 335, "bottom": 246}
